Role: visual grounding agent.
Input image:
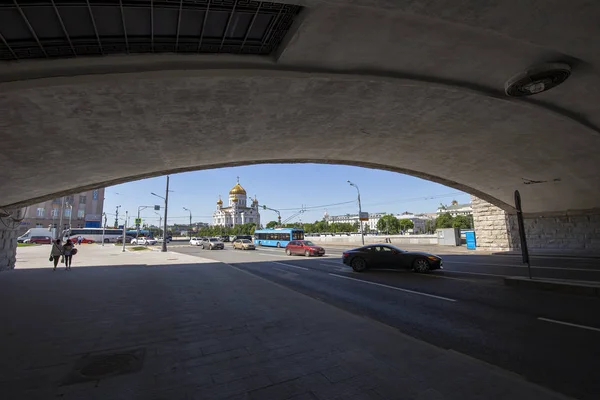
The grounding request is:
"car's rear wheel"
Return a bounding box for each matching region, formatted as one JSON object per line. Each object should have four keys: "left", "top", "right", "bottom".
{"left": 413, "top": 258, "right": 431, "bottom": 273}
{"left": 286, "top": 249, "right": 291, "bottom": 256}
{"left": 351, "top": 257, "right": 367, "bottom": 272}
{"left": 276, "top": 242, "right": 281, "bottom": 248}
{"left": 305, "top": 250, "right": 310, "bottom": 257}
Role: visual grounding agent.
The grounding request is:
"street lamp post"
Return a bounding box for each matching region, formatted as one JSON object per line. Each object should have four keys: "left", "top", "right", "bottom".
{"left": 114, "top": 205, "right": 121, "bottom": 228}
{"left": 57, "top": 196, "right": 65, "bottom": 240}
{"left": 151, "top": 175, "right": 169, "bottom": 252}
{"left": 183, "top": 207, "right": 192, "bottom": 239}
{"left": 155, "top": 212, "right": 162, "bottom": 239}
{"left": 101, "top": 212, "right": 107, "bottom": 246}
{"left": 122, "top": 211, "right": 128, "bottom": 252}
{"left": 347, "top": 180, "right": 364, "bottom": 245}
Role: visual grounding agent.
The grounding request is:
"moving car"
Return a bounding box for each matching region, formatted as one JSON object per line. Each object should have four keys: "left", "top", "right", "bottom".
{"left": 131, "top": 237, "right": 157, "bottom": 245}
{"left": 24, "top": 236, "right": 52, "bottom": 244}
{"left": 190, "top": 237, "right": 202, "bottom": 246}
{"left": 231, "top": 235, "right": 253, "bottom": 245}
{"left": 233, "top": 239, "right": 255, "bottom": 250}
{"left": 342, "top": 244, "right": 442, "bottom": 273}
{"left": 201, "top": 237, "right": 224, "bottom": 250}
{"left": 285, "top": 240, "right": 325, "bottom": 257}
{"left": 68, "top": 236, "right": 96, "bottom": 244}
{"left": 116, "top": 235, "right": 134, "bottom": 244}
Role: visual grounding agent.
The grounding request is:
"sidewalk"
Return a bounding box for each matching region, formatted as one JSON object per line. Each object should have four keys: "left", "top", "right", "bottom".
{"left": 0, "top": 245, "right": 572, "bottom": 400}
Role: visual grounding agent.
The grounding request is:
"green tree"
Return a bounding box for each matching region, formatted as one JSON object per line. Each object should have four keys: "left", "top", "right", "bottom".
{"left": 452, "top": 215, "right": 472, "bottom": 229}
{"left": 425, "top": 219, "right": 437, "bottom": 234}
{"left": 397, "top": 219, "right": 414, "bottom": 232}
{"left": 435, "top": 213, "right": 454, "bottom": 229}
{"left": 266, "top": 221, "right": 279, "bottom": 229}
{"left": 377, "top": 214, "right": 401, "bottom": 234}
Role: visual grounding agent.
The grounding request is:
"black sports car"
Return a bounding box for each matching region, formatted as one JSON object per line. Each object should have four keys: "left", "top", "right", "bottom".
{"left": 342, "top": 244, "right": 443, "bottom": 273}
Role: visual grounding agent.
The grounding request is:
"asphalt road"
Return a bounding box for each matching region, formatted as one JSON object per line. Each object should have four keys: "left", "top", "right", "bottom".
{"left": 173, "top": 244, "right": 600, "bottom": 400}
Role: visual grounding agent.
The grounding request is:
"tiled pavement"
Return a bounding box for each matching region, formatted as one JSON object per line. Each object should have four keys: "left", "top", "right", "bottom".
{"left": 0, "top": 245, "right": 571, "bottom": 399}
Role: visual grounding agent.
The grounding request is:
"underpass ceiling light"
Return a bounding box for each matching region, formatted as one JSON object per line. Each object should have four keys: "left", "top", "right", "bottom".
{"left": 505, "top": 63, "right": 571, "bottom": 97}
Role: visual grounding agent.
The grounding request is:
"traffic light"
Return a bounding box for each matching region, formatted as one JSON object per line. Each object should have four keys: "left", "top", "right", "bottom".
{"left": 263, "top": 205, "right": 266, "bottom": 210}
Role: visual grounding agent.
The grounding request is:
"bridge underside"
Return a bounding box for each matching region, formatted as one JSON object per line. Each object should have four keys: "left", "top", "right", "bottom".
{"left": 1, "top": 0, "right": 600, "bottom": 268}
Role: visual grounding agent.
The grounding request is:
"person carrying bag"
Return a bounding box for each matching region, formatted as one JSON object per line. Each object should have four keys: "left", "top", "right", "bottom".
{"left": 49, "top": 239, "right": 63, "bottom": 271}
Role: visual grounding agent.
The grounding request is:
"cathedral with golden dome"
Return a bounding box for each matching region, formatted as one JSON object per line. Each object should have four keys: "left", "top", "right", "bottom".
{"left": 212, "top": 178, "right": 261, "bottom": 227}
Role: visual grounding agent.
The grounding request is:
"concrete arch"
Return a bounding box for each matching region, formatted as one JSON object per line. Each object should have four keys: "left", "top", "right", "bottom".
{"left": 1, "top": 67, "right": 599, "bottom": 215}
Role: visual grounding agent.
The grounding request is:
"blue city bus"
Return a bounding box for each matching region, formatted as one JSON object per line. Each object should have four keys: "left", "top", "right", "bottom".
{"left": 254, "top": 228, "right": 304, "bottom": 248}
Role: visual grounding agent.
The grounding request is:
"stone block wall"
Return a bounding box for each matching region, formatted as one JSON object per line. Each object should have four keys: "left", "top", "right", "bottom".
{"left": 522, "top": 214, "right": 600, "bottom": 251}
{"left": 471, "top": 195, "right": 519, "bottom": 251}
{"left": 471, "top": 195, "right": 600, "bottom": 252}
{"left": 0, "top": 223, "right": 18, "bottom": 271}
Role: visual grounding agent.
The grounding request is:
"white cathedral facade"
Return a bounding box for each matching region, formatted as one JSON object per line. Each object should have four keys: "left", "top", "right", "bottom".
{"left": 212, "top": 178, "right": 261, "bottom": 227}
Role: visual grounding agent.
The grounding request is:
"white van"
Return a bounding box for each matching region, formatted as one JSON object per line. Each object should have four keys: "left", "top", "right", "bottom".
{"left": 18, "top": 228, "right": 56, "bottom": 243}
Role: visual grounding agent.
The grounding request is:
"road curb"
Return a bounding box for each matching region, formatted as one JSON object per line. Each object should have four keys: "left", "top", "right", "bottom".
{"left": 504, "top": 276, "right": 600, "bottom": 297}
{"left": 493, "top": 251, "right": 600, "bottom": 260}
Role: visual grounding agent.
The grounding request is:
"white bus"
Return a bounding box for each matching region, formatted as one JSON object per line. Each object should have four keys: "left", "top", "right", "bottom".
{"left": 66, "top": 228, "right": 122, "bottom": 243}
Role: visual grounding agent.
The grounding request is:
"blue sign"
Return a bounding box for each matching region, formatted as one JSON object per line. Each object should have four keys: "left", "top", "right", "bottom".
{"left": 465, "top": 231, "right": 476, "bottom": 250}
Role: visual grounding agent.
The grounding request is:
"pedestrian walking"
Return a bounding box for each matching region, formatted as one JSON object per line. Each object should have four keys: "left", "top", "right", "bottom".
{"left": 77, "top": 235, "right": 83, "bottom": 245}
{"left": 49, "top": 239, "right": 63, "bottom": 271}
{"left": 63, "top": 239, "right": 75, "bottom": 270}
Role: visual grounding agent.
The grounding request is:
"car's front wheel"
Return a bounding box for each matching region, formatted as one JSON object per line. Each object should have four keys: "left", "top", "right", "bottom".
{"left": 276, "top": 242, "right": 281, "bottom": 248}
{"left": 413, "top": 258, "right": 431, "bottom": 273}
{"left": 305, "top": 250, "right": 310, "bottom": 257}
{"left": 286, "top": 249, "right": 291, "bottom": 256}
{"left": 351, "top": 257, "right": 368, "bottom": 272}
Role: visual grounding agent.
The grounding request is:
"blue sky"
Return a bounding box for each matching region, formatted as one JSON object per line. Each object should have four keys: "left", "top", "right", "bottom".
{"left": 103, "top": 164, "right": 470, "bottom": 226}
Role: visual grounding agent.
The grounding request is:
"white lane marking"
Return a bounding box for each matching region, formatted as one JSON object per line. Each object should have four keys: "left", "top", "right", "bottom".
{"left": 443, "top": 261, "right": 600, "bottom": 272}
{"left": 538, "top": 317, "right": 600, "bottom": 333}
{"left": 328, "top": 273, "right": 456, "bottom": 302}
{"left": 273, "top": 268, "right": 299, "bottom": 276}
{"left": 271, "top": 262, "right": 308, "bottom": 271}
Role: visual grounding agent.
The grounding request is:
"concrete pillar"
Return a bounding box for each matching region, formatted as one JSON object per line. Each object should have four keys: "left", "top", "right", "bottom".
{"left": 471, "top": 195, "right": 519, "bottom": 251}
{"left": 0, "top": 218, "right": 18, "bottom": 271}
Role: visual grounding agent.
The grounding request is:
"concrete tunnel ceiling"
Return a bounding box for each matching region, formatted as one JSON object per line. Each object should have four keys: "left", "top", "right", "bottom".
{"left": 1, "top": 0, "right": 600, "bottom": 216}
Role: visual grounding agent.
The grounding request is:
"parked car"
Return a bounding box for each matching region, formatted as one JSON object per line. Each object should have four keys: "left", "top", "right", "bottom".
{"left": 342, "top": 244, "right": 442, "bottom": 273}
{"left": 190, "top": 237, "right": 202, "bottom": 246}
{"left": 116, "top": 235, "right": 134, "bottom": 244}
{"left": 18, "top": 228, "right": 54, "bottom": 243}
{"left": 233, "top": 239, "right": 255, "bottom": 250}
{"left": 201, "top": 237, "right": 224, "bottom": 250}
{"left": 24, "top": 236, "right": 52, "bottom": 244}
{"left": 131, "top": 237, "right": 157, "bottom": 245}
{"left": 285, "top": 240, "right": 325, "bottom": 257}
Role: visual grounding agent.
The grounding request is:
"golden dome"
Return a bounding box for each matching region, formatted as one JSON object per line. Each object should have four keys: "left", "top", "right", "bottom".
{"left": 217, "top": 198, "right": 223, "bottom": 205}
{"left": 229, "top": 183, "right": 247, "bottom": 195}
